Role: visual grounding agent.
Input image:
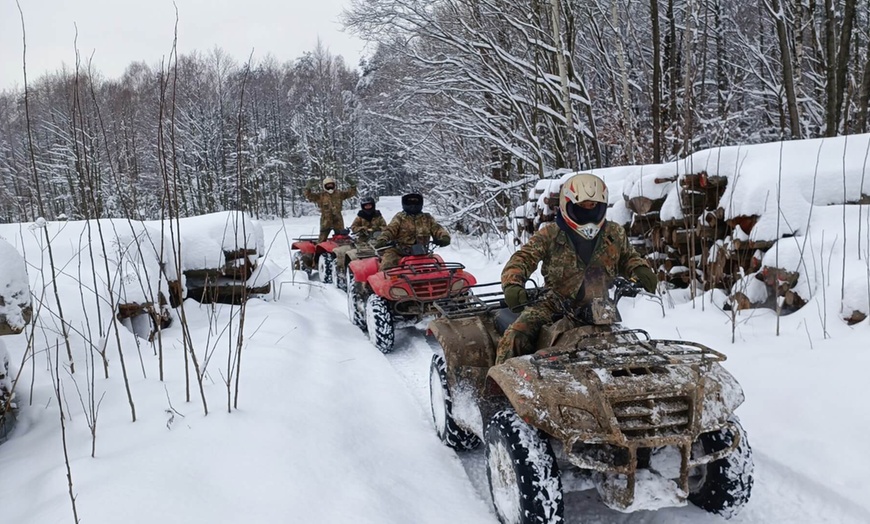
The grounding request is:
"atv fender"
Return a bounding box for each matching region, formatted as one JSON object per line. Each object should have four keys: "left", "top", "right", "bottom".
{"left": 348, "top": 257, "right": 380, "bottom": 285}
{"left": 429, "top": 316, "right": 499, "bottom": 395}
{"left": 291, "top": 240, "right": 316, "bottom": 254}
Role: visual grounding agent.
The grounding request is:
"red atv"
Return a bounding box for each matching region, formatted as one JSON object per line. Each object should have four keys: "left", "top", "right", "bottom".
{"left": 346, "top": 243, "right": 477, "bottom": 353}
{"left": 291, "top": 232, "right": 354, "bottom": 284}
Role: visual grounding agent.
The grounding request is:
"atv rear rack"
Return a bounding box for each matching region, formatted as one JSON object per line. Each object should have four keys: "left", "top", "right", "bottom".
{"left": 531, "top": 329, "right": 726, "bottom": 370}
{"left": 433, "top": 282, "right": 547, "bottom": 319}
{"left": 292, "top": 235, "right": 320, "bottom": 242}
{"left": 432, "top": 288, "right": 506, "bottom": 318}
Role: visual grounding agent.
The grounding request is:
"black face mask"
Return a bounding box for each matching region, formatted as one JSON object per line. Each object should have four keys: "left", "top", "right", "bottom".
{"left": 402, "top": 194, "right": 424, "bottom": 215}
{"left": 324, "top": 184, "right": 336, "bottom": 191}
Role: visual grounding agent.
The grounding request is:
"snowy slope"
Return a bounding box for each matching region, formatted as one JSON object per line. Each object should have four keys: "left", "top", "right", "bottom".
{"left": 0, "top": 193, "right": 869, "bottom": 523}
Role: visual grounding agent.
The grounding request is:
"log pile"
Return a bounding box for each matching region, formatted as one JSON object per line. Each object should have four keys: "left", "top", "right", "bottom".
{"left": 183, "top": 248, "right": 270, "bottom": 305}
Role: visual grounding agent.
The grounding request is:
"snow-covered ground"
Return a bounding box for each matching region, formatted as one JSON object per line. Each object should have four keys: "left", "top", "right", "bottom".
{"left": 1, "top": 193, "right": 869, "bottom": 523}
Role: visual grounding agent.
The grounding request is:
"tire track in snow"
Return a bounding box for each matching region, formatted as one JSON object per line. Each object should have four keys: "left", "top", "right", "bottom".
{"left": 320, "top": 285, "right": 867, "bottom": 524}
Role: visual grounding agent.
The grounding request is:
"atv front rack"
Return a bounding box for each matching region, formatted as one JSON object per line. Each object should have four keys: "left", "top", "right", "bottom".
{"left": 531, "top": 329, "right": 726, "bottom": 369}
{"left": 383, "top": 261, "right": 466, "bottom": 277}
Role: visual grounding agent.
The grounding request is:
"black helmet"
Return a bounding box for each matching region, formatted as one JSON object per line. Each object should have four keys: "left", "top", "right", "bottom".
{"left": 401, "top": 193, "right": 424, "bottom": 215}
{"left": 360, "top": 196, "right": 376, "bottom": 210}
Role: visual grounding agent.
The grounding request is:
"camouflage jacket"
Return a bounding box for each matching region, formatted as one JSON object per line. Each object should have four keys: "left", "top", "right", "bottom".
{"left": 304, "top": 186, "right": 357, "bottom": 216}
{"left": 350, "top": 211, "right": 387, "bottom": 243}
{"left": 502, "top": 221, "right": 649, "bottom": 303}
{"left": 379, "top": 212, "right": 450, "bottom": 247}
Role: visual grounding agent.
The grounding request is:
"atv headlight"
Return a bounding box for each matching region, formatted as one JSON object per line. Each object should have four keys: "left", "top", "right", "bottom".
{"left": 390, "top": 287, "right": 410, "bottom": 299}
{"left": 559, "top": 406, "right": 600, "bottom": 430}
{"left": 450, "top": 279, "right": 468, "bottom": 294}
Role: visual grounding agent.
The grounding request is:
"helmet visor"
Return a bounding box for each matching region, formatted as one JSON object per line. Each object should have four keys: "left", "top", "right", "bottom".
{"left": 566, "top": 201, "right": 607, "bottom": 227}
{"left": 402, "top": 193, "right": 424, "bottom": 215}
{"left": 324, "top": 183, "right": 336, "bottom": 191}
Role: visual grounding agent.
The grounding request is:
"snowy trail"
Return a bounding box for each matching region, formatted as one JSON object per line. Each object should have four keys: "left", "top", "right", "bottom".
{"left": 317, "top": 282, "right": 870, "bottom": 524}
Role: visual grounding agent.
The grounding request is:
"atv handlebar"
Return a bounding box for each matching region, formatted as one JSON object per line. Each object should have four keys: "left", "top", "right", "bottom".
{"left": 612, "top": 277, "right": 665, "bottom": 318}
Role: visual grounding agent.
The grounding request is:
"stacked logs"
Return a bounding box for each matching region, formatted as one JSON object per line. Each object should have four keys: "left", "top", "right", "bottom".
{"left": 183, "top": 248, "right": 270, "bottom": 305}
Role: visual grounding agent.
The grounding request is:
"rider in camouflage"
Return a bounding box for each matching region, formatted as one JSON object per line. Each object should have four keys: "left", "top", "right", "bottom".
{"left": 374, "top": 193, "right": 451, "bottom": 270}
{"left": 334, "top": 196, "right": 387, "bottom": 275}
{"left": 496, "top": 173, "right": 658, "bottom": 365}
{"left": 304, "top": 176, "right": 357, "bottom": 242}
{"left": 350, "top": 196, "right": 387, "bottom": 242}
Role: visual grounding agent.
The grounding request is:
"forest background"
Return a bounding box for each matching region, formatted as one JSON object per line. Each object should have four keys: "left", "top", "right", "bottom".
{"left": 2, "top": 0, "right": 869, "bottom": 232}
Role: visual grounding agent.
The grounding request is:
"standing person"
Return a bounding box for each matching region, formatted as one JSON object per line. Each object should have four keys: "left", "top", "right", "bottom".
{"left": 495, "top": 173, "right": 657, "bottom": 365}
{"left": 304, "top": 176, "right": 357, "bottom": 242}
{"left": 374, "top": 193, "right": 451, "bottom": 270}
{"left": 334, "top": 196, "right": 387, "bottom": 276}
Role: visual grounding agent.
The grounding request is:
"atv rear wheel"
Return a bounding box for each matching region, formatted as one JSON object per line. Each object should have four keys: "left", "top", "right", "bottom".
{"left": 335, "top": 263, "right": 347, "bottom": 292}
{"left": 317, "top": 253, "right": 335, "bottom": 284}
{"left": 688, "top": 416, "right": 754, "bottom": 519}
{"left": 346, "top": 268, "right": 366, "bottom": 331}
{"left": 292, "top": 251, "right": 312, "bottom": 278}
{"left": 365, "top": 294, "right": 394, "bottom": 353}
{"left": 429, "top": 354, "right": 479, "bottom": 450}
{"left": 485, "top": 409, "right": 563, "bottom": 524}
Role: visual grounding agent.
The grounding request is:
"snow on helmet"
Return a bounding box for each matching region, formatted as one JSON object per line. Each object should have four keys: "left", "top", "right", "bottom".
{"left": 323, "top": 177, "right": 337, "bottom": 192}
{"left": 401, "top": 193, "right": 424, "bottom": 215}
{"left": 559, "top": 173, "right": 608, "bottom": 240}
{"left": 360, "top": 196, "right": 376, "bottom": 210}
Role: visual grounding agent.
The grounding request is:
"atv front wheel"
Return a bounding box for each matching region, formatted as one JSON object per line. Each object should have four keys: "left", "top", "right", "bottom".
{"left": 346, "top": 269, "right": 366, "bottom": 331}
{"left": 688, "top": 416, "right": 754, "bottom": 519}
{"left": 429, "top": 354, "right": 479, "bottom": 450}
{"left": 317, "top": 253, "right": 335, "bottom": 284}
{"left": 365, "top": 295, "right": 394, "bottom": 353}
{"left": 485, "top": 409, "right": 563, "bottom": 524}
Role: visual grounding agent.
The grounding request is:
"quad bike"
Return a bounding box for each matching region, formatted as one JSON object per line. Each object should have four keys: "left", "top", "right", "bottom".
{"left": 346, "top": 242, "right": 477, "bottom": 354}
{"left": 428, "top": 278, "right": 753, "bottom": 522}
{"left": 290, "top": 232, "right": 354, "bottom": 284}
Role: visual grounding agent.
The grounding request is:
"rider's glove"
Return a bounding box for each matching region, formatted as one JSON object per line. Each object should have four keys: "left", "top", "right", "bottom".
{"left": 631, "top": 266, "right": 658, "bottom": 293}
{"left": 433, "top": 236, "right": 450, "bottom": 247}
{"left": 503, "top": 285, "right": 529, "bottom": 313}
{"left": 373, "top": 237, "right": 389, "bottom": 249}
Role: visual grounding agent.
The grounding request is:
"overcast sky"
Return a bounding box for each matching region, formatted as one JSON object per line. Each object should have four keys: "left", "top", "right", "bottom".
{"left": 0, "top": 0, "right": 367, "bottom": 90}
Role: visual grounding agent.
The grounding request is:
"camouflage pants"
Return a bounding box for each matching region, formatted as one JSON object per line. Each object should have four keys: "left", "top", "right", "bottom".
{"left": 378, "top": 248, "right": 402, "bottom": 271}
{"left": 319, "top": 212, "right": 345, "bottom": 242}
{"left": 495, "top": 301, "right": 557, "bottom": 365}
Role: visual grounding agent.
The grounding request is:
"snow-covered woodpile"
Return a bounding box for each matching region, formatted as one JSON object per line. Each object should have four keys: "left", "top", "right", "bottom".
{"left": 0, "top": 238, "right": 31, "bottom": 336}
{"left": 514, "top": 135, "right": 870, "bottom": 322}
{"left": 175, "top": 212, "right": 271, "bottom": 305}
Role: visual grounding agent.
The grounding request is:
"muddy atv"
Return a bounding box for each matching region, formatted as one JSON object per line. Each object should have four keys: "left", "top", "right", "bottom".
{"left": 428, "top": 279, "right": 753, "bottom": 522}
{"left": 347, "top": 242, "right": 477, "bottom": 354}
{"left": 290, "top": 232, "right": 354, "bottom": 284}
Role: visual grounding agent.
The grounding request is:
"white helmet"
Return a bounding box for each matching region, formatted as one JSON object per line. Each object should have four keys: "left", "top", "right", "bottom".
{"left": 323, "top": 177, "right": 336, "bottom": 193}
{"left": 559, "top": 173, "right": 609, "bottom": 240}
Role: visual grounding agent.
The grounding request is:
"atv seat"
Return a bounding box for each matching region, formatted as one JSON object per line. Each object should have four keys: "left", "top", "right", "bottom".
{"left": 494, "top": 308, "right": 520, "bottom": 335}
